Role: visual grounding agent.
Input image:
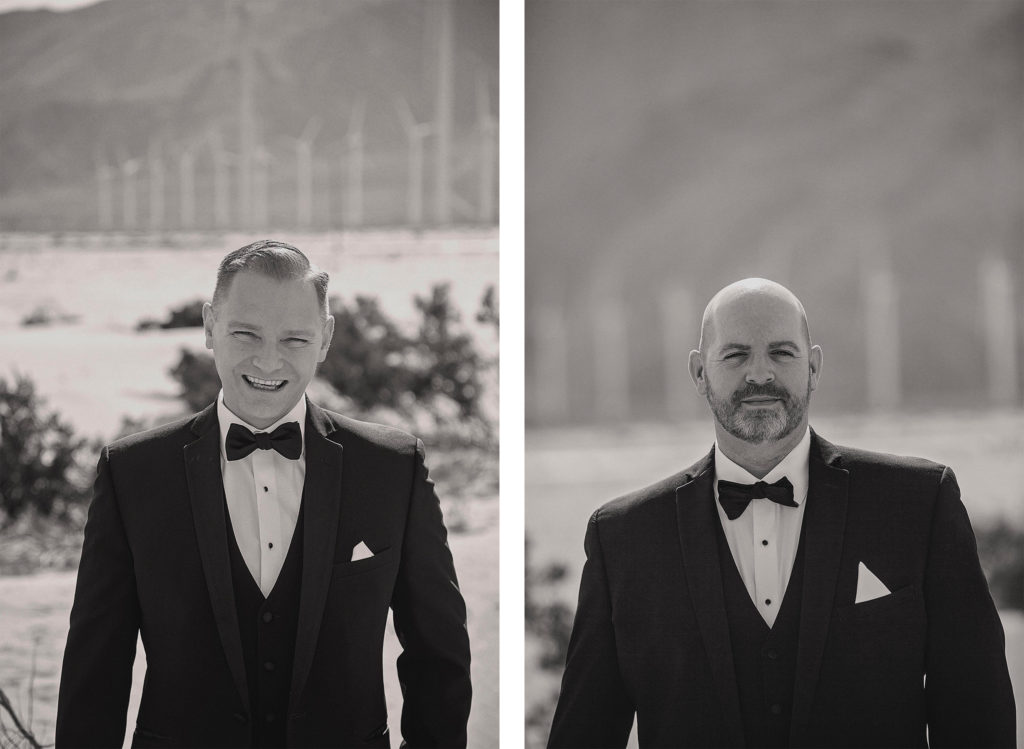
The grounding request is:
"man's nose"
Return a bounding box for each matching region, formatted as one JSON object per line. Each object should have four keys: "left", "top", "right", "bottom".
{"left": 252, "top": 341, "right": 284, "bottom": 372}
{"left": 744, "top": 355, "right": 775, "bottom": 385}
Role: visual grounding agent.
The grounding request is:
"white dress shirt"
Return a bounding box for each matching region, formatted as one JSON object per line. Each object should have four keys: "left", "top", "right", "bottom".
{"left": 713, "top": 427, "right": 811, "bottom": 627}
{"left": 217, "top": 391, "right": 306, "bottom": 597}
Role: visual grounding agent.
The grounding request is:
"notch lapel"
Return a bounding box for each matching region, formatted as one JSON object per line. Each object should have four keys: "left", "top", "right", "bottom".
{"left": 675, "top": 450, "right": 746, "bottom": 747}
{"left": 184, "top": 404, "right": 250, "bottom": 714}
{"left": 790, "top": 433, "right": 849, "bottom": 743}
{"left": 288, "top": 399, "right": 344, "bottom": 714}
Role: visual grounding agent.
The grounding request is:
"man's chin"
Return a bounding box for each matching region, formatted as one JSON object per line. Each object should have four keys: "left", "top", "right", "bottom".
{"left": 226, "top": 387, "right": 301, "bottom": 427}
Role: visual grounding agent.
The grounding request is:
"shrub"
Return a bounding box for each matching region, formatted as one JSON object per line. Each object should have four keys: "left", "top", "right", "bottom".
{"left": 169, "top": 348, "right": 221, "bottom": 413}
{"left": 318, "top": 296, "right": 417, "bottom": 412}
{"left": 0, "top": 374, "right": 95, "bottom": 526}
{"left": 410, "top": 284, "right": 485, "bottom": 418}
{"left": 476, "top": 284, "right": 499, "bottom": 330}
{"left": 137, "top": 299, "right": 205, "bottom": 331}
{"left": 976, "top": 520, "right": 1024, "bottom": 610}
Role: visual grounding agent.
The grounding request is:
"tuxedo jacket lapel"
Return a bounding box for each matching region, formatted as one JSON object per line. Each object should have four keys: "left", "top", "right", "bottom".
{"left": 288, "top": 399, "right": 344, "bottom": 715}
{"left": 184, "top": 404, "right": 250, "bottom": 715}
{"left": 790, "top": 432, "right": 849, "bottom": 743}
{"left": 675, "top": 449, "right": 746, "bottom": 747}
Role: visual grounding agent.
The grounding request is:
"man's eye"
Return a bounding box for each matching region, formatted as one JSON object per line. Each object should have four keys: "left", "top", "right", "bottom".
{"left": 286, "top": 338, "right": 309, "bottom": 345}
{"left": 232, "top": 331, "right": 256, "bottom": 339}
{"left": 723, "top": 352, "right": 746, "bottom": 360}
{"left": 773, "top": 350, "right": 795, "bottom": 357}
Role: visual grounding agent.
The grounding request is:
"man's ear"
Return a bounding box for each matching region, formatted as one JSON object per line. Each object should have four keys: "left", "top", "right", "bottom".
{"left": 317, "top": 315, "right": 335, "bottom": 363}
{"left": 202, "top": 303, "right": 215, "bottom": 350}
{"left": 809, "top": 344, "right": 823, "bottom": 392}
{"left": 688, "top": 349, "right": 707, "bottom": 395}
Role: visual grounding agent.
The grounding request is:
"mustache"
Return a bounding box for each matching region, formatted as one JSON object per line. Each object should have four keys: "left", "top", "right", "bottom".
{"left": 730, "top": 383, "right": 792, "bottom": 405}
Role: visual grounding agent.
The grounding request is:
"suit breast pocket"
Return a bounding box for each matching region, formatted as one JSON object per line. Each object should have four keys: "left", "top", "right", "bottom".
{"left": 832, "top": 584, "right": 925, "bottom": 669}
{"left": 331, "top": 546, "right": 397, "bottom": 580}
{"left": 132, "top": 725, "right": 177, "bottom": 748}
{"left": 835, "top": 583, "right": 918, "bottom": 626}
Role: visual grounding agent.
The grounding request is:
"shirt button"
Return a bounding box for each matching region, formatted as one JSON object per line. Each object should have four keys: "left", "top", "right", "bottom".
{"left": 232, "top": 712, "right": 248, "bottom": 724}
{"left": 268, "top": 542, "right": 274, "bottom": 549}
{"left": 262, "top": 612, "right": 273, "bottom": 623}
{"left": 263, "top": 486, "right": 269, "bottom": 492}
{"left": 765, "top": 599, "right": 772, "bottom": 606}
{"left": 765, "top": 649, "right": 778, "bottom": 660}
{"left": 771, "top": 703, "right": 782, "bottom": 715}
{"left": 264, "top": 661, "right": 275, "bottom": 672}
{"left": 761, "top": 539, "right": 769, "bottom": 546}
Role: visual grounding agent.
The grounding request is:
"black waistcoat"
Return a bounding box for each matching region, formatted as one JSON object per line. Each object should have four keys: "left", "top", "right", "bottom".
{"left": 716, "top": 512, "right": 807, "bottom": 748}
{"left": 226, "top": 499, "right": 304, "bottom": 748}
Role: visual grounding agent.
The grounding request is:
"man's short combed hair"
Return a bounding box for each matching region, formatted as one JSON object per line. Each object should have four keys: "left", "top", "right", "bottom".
{"left": 212, "top": 239, "right": 330, "bottom": 319}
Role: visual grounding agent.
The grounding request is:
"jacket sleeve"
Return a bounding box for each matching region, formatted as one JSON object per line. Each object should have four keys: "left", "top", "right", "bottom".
{"left": 547, "top": 510, "right": 634, "bottom": 749}
{"left": 56, "top": 446, "right": 140, "bottom": 748}
{"left": 391, "top": 439, "right": 472, "bottom": 748}
{"left": 924, "top": 466, "right": 1016, "bottom": 747}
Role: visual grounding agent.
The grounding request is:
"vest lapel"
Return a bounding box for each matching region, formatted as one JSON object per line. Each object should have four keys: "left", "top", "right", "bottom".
{"left": 184, "top": 404, "right": 250, "bottom": 715}
{"left": 675, "top": 449, "right": 746, "bottom": 747}
{"left": 789, "top": 432, "right": 849, "bottom": 743}
{"left": 288, "top": 399, "right": 344, "bottom": 714}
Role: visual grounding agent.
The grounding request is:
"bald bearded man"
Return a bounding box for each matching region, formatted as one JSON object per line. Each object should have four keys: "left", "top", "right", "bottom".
{"left": 547, "top": 279, "right": 1015, "bottom": 748}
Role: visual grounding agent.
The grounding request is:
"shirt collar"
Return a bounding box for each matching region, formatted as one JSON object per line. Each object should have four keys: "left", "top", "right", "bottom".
{"left": 714, "top": 426, "right": 811, "bottom": 505}
{"left": 217, "top": 390, "right": 307, "bottom": 460}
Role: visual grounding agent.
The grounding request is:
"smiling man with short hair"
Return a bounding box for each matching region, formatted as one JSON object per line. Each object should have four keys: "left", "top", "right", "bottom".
{"left": 548, "top": 278, "right": 1015, "bottom": 748}
{"left": 57, "top": 240, "right": 471, "bottom": 748}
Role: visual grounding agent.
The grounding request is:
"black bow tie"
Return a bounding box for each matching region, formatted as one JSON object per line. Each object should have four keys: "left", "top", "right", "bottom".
{"left": 717, "top": 476, "right": 797, "bottom": 520}
{"left": 225, "top": 421, "right": 302, "bottom": 461}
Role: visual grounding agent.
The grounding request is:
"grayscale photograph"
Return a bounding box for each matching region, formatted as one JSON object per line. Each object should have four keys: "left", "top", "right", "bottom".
{"left": 526, "top": 1, "right": 1023, "bottom": 747}
{"left": 0, "top": 1, "right": 497, "bottom": 747}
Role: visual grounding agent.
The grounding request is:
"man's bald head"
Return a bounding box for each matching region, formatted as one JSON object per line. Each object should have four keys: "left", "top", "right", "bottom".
{"left": 698, "top": 278, "right": 811, "bottom": 355}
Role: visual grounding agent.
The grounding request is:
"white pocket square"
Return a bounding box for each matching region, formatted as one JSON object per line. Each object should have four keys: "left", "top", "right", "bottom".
{"left": 855, "top": 561, "right": 891, "bottom": 603}
{"left": 350, "top": 541, "right": 374, "bottom": 561}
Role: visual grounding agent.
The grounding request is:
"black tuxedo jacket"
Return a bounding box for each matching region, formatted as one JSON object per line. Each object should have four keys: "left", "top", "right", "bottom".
{"left": 548, "top": 431, "right": 1015, "bottom": 748}
{"left": 56, "top": 399, "right": 472, "bottom": 748}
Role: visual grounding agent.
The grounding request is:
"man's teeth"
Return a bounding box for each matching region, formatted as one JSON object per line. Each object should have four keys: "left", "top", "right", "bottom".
{"left": 244, "top": 375, "right": 285, "bottom": 390}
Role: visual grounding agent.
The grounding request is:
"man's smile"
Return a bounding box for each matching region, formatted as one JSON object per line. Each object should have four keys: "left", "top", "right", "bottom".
{"left": 242, "top": 374, "right": 287, "bottom": 391}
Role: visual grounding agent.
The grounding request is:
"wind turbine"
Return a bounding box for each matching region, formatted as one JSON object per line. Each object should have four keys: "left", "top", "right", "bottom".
{"left": 117, "top": 147, "right": 141, "bottom": 230}
{"left": 147, "top": 138, "right": 165, "bottom": 232}
{"left": 94, "top": 149, "right": 114, "bottom": 230}
{"left": 394, "top": 96, "right": 432, "bottom": 228}
{"left": 475, "top": 70, "right": 497, "bottom": 225}
{"left": 284, "top": 117, "right": 321, "bottom": 230}
{"left": 252, "top": 141, "right": 272, "bottom": 231}
{"left": 178, "top": 140, "right": 198, "bottom": 230}
{"left": 344, "top": 98, "right": 366, "bottom": 228}
{"left": 207, "top": 127, "right": 235, "bottom": 229}
{"left": 431, "top": 0, "right": 454, "bottom": 225}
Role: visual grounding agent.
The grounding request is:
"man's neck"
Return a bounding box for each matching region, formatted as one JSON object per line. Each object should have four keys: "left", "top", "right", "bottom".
{"left": 714, "top": 422, "right": 808, "bottom": 479}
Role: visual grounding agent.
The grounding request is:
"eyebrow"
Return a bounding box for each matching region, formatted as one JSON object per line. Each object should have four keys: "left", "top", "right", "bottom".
{"left": 227, "top": 321, "right": 315, "bottom": 336}
{"left": 717, "top": 341, "right": 802, "bottom": 351}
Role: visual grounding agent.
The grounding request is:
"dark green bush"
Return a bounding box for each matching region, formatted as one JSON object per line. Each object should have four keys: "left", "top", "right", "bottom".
{"left": 0, "top": 374, "right": 95, "bottom": 526}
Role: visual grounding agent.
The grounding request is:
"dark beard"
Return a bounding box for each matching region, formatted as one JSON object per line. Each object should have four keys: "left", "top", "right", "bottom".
{"left": 705, "top": 377, "right": 810, "bottom": 444}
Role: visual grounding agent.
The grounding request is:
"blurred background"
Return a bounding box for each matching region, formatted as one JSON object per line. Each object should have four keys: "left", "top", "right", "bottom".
{"left": 525, "top": 1, "right": 1024, "bottom": 746}
{"left": 0, "top": 1, "right": 497, "bottom": 746}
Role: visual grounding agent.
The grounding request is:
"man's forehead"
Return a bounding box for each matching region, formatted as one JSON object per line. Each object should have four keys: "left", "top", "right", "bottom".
{"left": 704, "top": 292, "right": 808, "bottom": 350}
